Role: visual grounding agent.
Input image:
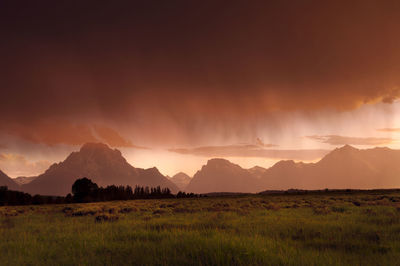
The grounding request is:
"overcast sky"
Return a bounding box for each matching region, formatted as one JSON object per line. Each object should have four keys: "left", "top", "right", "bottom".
{"left": 1, "top": 1, "right": 400, "bottom": 177}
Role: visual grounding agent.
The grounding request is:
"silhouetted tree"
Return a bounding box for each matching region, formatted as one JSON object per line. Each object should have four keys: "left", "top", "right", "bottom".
{"left": 65, "top": 193, "right": 73, "bottom": 203}
{"left": 72, "top": 177, "right": 99, "bottom": 202}
{"left": 176, "top": 191, "right": 199, "bottom": 198}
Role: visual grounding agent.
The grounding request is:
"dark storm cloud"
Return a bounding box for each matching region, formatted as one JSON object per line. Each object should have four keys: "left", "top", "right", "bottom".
{"left": 0, "top": 121, "right": 147, "bottom": 148}
{"left": 1, "top": 0, "right": 400, "bottom": 145}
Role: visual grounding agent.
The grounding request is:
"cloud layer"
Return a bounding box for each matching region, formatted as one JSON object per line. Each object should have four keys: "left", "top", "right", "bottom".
{"left": 1, "top": 1, "right": 400, "bottom": 147}
{"left": 0, "top": 153, "right": 51, "bottom": 178}
{"left": 307, "top": 135, "right": 394, "bottom": 146}
{"left": 169, "top": 144, "right": 328, "bottom": 161}
{"left": 0, "top": 122, "right": 146, "bottom": 148}
{"left": 377, "top": 128, "right": 400, "bottom": 132}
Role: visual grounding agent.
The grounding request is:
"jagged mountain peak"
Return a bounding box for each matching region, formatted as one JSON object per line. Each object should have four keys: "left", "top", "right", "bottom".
{"left": 338, "top": 144, "right": 357, "bottom": 150}
{"left": 206, "top": 158, "right": 233, "bottom": 165}
{"left": 248, "top": 166, "right": 268, "bottom": 179}
{"left": 144, "top": 167, "right": 162, "bottom": 175}
{"left": 249, "top": 166, "right": 267, "bottom": 171}
{"left": 204, "top": 158, "right": 243, "bottom": 171}
{"left": 79, "top": 142, "right": 120, "bottom": 154}
{"left": 187, "top": 158, "right": 262, "bottom": 193}
{"left": 319, "top": 144, "right": 360, "bottom": 163}
{"left": 21, "top": 143, "right": 178, "bottom": 196}
{"left": 271, "top": 160, "right": 297, "bottom": 168}
{"left": 78, "top": 142, "right": 123, "bottom": 158}
{"left": 169, "top": 172, "right": 191, "bottom": 191}
{"left": 331, "top": 144, "right": 358, "bottom": 154}
{"left": 61, "top": 142, "right": 127, "bottom": 168}
{"left": 172, "top": 172, "right": 190, "bottom": 180}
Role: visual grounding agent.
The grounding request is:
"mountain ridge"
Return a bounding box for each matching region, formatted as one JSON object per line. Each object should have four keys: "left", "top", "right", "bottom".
{"left": 21, "top": 143, "right": 178, "bottom": 196}
{"left": 186, "top": 145, "right": 400, "bottom": 193}
{"left": 2, "top": 144, "right": 400, "bottom": 195}
{"left": 186, "top": 158, "right": 263, "bottom": 193}
{"left": 0, "top": 169, "right": 18, "bottom": 190}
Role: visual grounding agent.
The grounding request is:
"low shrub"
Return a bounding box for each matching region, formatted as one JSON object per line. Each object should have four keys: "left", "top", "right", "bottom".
{"left": 95, "top": 214, "right": 119, "bottom": 223}
{"left": 313, "top": 207, "right": 331, "bottom": 215}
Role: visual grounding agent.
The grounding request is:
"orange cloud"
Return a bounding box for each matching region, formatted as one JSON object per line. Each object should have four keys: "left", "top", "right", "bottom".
{"left": 377, "top": 128, "right": 400, "bottom": 132}
{"left": 169, "top": 144, "right": 328, "bottom": 161}
{"left": 307, "top": 135, "right": 394, "bottom": 146}
{"left": 93, "top": 125, "right": 148, "bottom": 149}
{"left": 0, "top": 121, "right": 146, "bottom": 148}
{"left": 0, "top": 153, "right": 51, "bottom": 178}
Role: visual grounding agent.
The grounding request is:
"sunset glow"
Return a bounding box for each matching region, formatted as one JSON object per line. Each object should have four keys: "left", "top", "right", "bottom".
{"left": 1, "top": 1, "right": 400, "bottom": 181}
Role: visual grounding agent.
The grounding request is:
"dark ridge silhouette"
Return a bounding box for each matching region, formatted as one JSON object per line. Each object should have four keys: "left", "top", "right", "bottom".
{"left": 186, "top": 145, "right": 400, "bottom": 193}
{"left": 22, "top": 143, "right": 178, "bottom": 196}
{"left": 0, "top": 170, "right": 18, "bottom": 190}
{"left": 169, "top": 172, "right": 191, "bottom": 190}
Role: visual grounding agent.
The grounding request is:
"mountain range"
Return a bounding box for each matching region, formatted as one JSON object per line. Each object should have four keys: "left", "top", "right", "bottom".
{"left": 1, "top": 143, "right": 178, "bottom": 196}
{"left": 261, "top": 145, "right": 400, "bottom": 190}
{"left": 186, "top": 158, "right": 261, "bottom": 193}
{"left": 186, "top": 145, "right": 400, "bottom": 193}
{"left": 1, "top": 144, "right": 400, "bottom": 195}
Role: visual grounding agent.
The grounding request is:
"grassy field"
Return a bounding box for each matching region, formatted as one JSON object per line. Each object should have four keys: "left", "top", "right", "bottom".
{"left": 1, "top": 191, "right": 400, "bottom": 265}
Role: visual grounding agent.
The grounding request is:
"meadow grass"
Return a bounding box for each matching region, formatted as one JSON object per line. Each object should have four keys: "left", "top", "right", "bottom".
{"left": 1, "top": 192, "right": 400, "bottom": 265}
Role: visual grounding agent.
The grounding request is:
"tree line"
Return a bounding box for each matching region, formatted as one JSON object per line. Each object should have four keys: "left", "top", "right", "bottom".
{"left": 0, "top": 186, "right": 65, "bottom": 205}
{"left": 70, "top": 177, "right": 177, "bottom": 202}
{"left": 0, "top": 177, "right": 202, "bottom": 206}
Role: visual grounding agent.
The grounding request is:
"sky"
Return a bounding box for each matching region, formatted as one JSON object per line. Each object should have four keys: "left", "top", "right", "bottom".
{"left": 1, "top": 0, "right": 400, "bottom": 177}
